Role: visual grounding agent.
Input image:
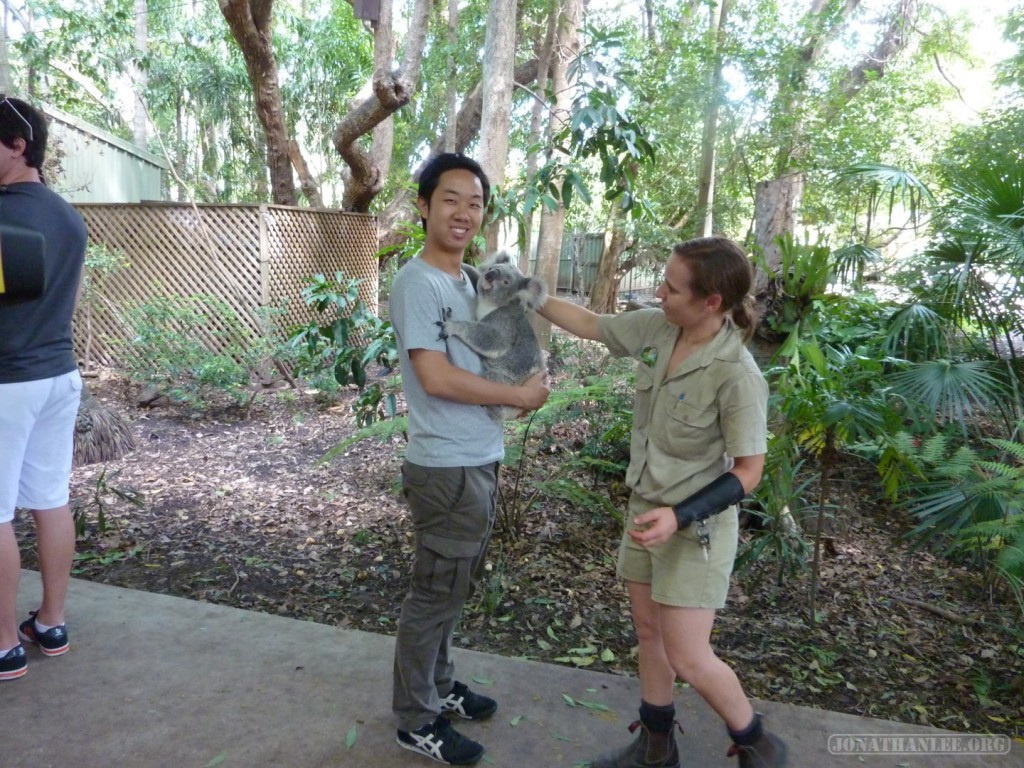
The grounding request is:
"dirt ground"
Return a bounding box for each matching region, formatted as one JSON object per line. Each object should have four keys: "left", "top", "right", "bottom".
{"left": 14, "top": 369, "right": 1024, "bottom": 740}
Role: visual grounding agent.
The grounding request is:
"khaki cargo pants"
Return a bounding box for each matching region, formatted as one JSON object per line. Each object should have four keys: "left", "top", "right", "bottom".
{"left": 392, "top": 460, "right": 498, "bottom": 732}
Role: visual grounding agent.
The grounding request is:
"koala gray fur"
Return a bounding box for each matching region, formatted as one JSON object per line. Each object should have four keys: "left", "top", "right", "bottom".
{"left": 439, "top": 250, "right": 548, "bottom": 422}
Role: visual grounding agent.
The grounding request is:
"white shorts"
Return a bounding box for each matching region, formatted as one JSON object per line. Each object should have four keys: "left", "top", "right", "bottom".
{"left": 0, "top": 370, "right": 82, "bottom": 522}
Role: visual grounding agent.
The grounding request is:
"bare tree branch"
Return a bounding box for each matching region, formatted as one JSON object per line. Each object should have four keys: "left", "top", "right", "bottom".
{"left": 842, "top": 0, "right": 918, "bottom": 100}
{"left": 334, "top": 0, "right": 431, "bottom": 212}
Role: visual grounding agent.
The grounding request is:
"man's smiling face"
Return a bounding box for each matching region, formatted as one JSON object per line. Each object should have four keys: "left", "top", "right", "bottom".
{"left": 417, "top": 169, "right": 485, "bottom": 258}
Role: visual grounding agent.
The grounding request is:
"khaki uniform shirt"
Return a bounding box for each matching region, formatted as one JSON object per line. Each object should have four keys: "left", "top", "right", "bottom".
{"left": 597, "top": 308, "right": 768, "bottom": 508}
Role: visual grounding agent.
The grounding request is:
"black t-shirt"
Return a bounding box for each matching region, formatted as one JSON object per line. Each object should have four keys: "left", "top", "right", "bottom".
{"left": 0, "top": 182, "right": 88, "bottom": 383}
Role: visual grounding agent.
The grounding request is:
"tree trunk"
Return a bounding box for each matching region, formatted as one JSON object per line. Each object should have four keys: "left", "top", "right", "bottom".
{"left": 334, "top": 0, "right": 431, "bottom": 212}
{"left": 376, "top": 60, "right": 541, "bottom": 261}
{"left": 769, "top": 0, "right": 860, "bottom": 177}
{"left": 444, "top": 0, "right": 459, "bottom": 152}
{"left": 753, "top": 0, "right": 917, "bottom": 334}
{"left": 752, "top": 173, "right": 803, "bottom": 324}
{"left": 0, "top": 16, "right": 9, "bottom": 93}
{"left": 521, "top": 1, "right": 557, "bottom": 274}
{"left": 132, "top": 0, "right": 147, "bottom": 148}
{"left": 534, "top": 0, "right": 581, "bottom": 349}
{"left": 695, "top": 0, "right": 728, "bottom": 236}
{"left": 288, "top": 140, "right": 324, "bottom": 207}
{"left": 643, "top": 0, "right": 656, "bottom": 44}
{"left": 587, "top": 204, "right": 632, "bottom": 314}
{"left": 174, "top": 98, "right": 187, "bottom": 201}
{"left": 219, "top": 0, "right": 297, "bottom": 206}
{"left": 479, "top": 0, "right": 519, "bottom": 253}
{"left": 840, "top": 0, "right": 919, "bottom": 101}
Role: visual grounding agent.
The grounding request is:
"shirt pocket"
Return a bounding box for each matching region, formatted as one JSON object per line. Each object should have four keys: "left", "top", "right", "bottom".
{"left": 661, "top": 399, "right": 719, "bottom": 459}
{"left": 633, "top": 365, "right": 656, "bottom": 432}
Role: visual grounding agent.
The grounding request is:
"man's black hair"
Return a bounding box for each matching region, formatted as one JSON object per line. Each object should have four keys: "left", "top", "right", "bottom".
{"left": 0, "top": 97, "right": 47, "bottom": 172}
{"left": 416, "top": 153, "right": 491, "bottom": 228}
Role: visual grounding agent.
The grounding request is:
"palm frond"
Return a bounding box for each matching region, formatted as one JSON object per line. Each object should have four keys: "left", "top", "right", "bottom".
{"left": 832, "top": 162, "right": 935, "bottom": 226}
{"left": 883, "top": 302, "right": 950, "bottom": 361}
{"left": 832, "top": 243, "right": 882, "bottom": 288}
{"left": 888, "top": 360, "right": 1008, "bottom": 434}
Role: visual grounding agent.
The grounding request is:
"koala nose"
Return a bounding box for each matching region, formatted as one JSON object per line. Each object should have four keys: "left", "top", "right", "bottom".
{"left": 484, "top": 268, "right": 501, "bottom": 281}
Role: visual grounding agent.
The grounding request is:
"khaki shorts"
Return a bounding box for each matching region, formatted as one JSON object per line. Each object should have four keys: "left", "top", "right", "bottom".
{"left": 616, "top": 493, "right": 738, "bottom": 609}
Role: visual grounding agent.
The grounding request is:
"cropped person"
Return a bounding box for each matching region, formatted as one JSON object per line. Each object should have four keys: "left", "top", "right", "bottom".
{"left": 390, "top": 152, "right": 549, "bottom": 765}
{"left": 538, "top": 237, "right": 785, "bottom": 768}
{"left": 0, "top": 96, "right": 87, "bottom": 681}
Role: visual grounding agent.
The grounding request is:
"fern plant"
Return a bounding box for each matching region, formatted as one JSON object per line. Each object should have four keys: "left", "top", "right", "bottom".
{"left": 900, "top": 433, "right": 1022, "bottom": 549}
{"left": 900, "top": 429, "right": 1024, "bottom": 621}
{"left": 933, "top": 432, "right": 1024, "bottom": 617}
{"left": 958, "top": 514, "right": 1024, "bottom": 617}
{"left": 496, "top": 369, "right": 633, "bottom": 538}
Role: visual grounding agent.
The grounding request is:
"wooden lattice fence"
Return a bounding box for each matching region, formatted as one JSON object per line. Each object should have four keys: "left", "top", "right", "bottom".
{"left": 73, "top": 202, "right": 378, "bottom": 368}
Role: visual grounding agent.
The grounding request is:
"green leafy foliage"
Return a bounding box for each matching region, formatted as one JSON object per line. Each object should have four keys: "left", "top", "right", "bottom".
{"left": 72, "top": 467, "right": 145, "bottom": 540}
{"left": 832, "top": 163, "right": 935, "bottom": 232}
{"left": 525, "top": 24, "right": 656, "bottom": 221}
{"left": 79, "top": 243, "right": 132, "bottom": 370}
{"left": 736, "top": 446, "right": 811, "bottom": 585}
{"left": 889, "top": 361, "right": 1009, "bottom": 439}
{"left": 118, "top": 294, "right": 280, "bottom": 411}
{"left": 494, "top": 349, "right": 636, "bottom": 538}
{"left": 287, "top": 271, "right": 397, "bottom": 425}
{"left": 322, "top": 416, "right": 409, "bottom": 462}
{"left": 901, "top": 432, "right": 1024, "bottom": 548}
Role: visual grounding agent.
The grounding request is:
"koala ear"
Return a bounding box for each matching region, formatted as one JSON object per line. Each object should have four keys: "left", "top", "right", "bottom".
{"left": 519, "top": 275, "right": 548, "bottom": 310}
{"left": 484, "top": 249, "right": 516, "bottom": 268}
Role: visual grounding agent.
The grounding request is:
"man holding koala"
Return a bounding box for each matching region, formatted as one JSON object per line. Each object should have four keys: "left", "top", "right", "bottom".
{"left": 389, "top": 153, "right": 549, "bottom": 765}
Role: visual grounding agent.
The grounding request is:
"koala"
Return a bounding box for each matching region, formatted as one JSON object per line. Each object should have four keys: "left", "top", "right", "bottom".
{"left": 438, "top": 250, "right": 548, "bottom": 422}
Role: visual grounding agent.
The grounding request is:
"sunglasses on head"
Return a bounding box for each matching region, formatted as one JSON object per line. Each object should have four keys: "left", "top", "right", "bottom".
{"left": 0, "top": 95, "right": 33, "bottom": 143}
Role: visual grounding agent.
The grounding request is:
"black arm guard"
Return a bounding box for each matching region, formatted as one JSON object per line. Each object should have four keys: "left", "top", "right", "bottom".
{"left": 672, "top": 473, "right": 746, "bottom": 530}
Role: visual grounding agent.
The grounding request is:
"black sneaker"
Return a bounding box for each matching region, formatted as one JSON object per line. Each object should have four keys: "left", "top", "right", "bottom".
{"left": 0, "top": 644, "right": 28, "bottom": 681}
{"left": 439, "top": 681, "right": 497, "bottom": 721}
{"left": 397, "top": 715, "right": 485, "bottom": 765}
{"left": 18, "top": 611, "right": 69, "bottom": 657}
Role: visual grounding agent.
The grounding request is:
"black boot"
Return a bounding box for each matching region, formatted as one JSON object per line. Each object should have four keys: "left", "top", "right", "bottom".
{"left": 590, "top": 720, "right": 681, "bottom": 768}
{"left": 726, "top": 713, "right": 787, "bottom": 768}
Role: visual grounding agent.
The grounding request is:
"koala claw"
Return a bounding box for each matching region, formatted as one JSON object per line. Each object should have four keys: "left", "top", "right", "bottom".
{"left": 436, "top": 307, "right": 454, "bottom": 340}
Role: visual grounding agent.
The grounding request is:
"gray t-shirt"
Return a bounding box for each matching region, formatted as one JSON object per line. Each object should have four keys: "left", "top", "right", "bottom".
{"left": 0, "top": 182, "right": 87, "bottom": 384}
{"left": 389, "top": 256, "right": 503, "bottom": 467}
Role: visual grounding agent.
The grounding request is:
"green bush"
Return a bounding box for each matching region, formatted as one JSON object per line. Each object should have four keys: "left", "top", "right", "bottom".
{"left": 287, "top": 271, "right": 398, "bottom": 425}
{"left": 118, "top": 294, "right": 280, "bottom": 410}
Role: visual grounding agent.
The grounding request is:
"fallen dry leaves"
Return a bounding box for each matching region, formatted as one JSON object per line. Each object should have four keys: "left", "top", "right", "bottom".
{"left": 14, "top": 370, "right": 1023, "bottom": 741}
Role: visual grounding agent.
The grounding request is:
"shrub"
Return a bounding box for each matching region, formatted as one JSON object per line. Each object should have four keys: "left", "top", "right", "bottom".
{"left": 287, "top": 271, "right": 398, "bottom": 425}
{"left": 118, "top": 294, "right": 279, "bottom": 411}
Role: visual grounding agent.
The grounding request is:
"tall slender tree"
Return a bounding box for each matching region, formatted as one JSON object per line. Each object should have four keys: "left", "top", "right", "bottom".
{"left": 534, "top": 0, "right": 581, "bottom": 346}
{"left": 219, "top": 0, "right": 297, "bottom": 205}
{"left": 695, "top": 0, "right": 728, "bottom": 236}
{"left": 333, "top": 0, "right": 432, "bottom": 212}
{"left": 479, "top": 0, "right": 519, "bottom": 253}
{"left": 752, "top": 0, "right": 919, "bottom": 308}
{"left": 520, "top": 0, "right": 558, "bottom": 273}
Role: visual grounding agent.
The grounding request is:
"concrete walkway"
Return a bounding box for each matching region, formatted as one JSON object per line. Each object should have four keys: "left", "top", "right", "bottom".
{"left": 3, "top": 570, "right": 1017, "bottom": 768}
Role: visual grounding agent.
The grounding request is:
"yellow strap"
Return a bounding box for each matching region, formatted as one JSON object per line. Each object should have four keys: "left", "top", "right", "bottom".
{"left": 0, "top": 242, "right": 6, "bottom": 294}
